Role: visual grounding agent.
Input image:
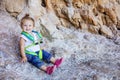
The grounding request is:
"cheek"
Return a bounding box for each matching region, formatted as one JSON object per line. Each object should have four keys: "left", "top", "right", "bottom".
{"left": 22, "top": 26, "right": 26, "bottom": 29}
{"left": 30, "top": 26, "right": 34, "bottom": 29}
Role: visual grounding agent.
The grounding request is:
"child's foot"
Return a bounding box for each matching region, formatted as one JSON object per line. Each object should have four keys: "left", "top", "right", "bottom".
{"left": 54, "top": 58, "right": 63, "bottom": 68}
{"left": 46, "top": 65, "right": 56, "bottom": 75}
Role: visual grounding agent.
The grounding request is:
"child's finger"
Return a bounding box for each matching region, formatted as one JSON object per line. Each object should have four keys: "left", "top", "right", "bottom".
{"left": 21, "top": 59, "right": 24, "bottom": 63}
{"left": 21, "top": 59, "right": 26, "bottom": 63}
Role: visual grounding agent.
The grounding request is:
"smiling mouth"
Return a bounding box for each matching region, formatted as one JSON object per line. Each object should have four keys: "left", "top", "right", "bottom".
{"left": 26, "top": 29, "right": 30, "bottom": 31}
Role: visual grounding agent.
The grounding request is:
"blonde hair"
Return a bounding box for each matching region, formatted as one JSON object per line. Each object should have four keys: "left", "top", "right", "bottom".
{"left": 20, "top": 14, "right": 35, "bottom": 28}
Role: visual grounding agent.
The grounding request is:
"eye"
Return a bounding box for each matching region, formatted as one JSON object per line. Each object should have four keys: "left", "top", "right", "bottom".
{"left": 24, "top": 24, "right": 27, "bottom": 26}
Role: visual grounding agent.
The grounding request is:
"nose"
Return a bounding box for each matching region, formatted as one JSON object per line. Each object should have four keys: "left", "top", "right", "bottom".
{"left": 25, "top": 26, "right": 29, "bottom": 30}
{"left": 26, "top": 25, "right": 29, "bottom": 28}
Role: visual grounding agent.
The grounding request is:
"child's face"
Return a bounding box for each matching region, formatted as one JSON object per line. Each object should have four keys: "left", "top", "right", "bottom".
{"left": 22, "top": 19, "right": 34, "bottom": 33}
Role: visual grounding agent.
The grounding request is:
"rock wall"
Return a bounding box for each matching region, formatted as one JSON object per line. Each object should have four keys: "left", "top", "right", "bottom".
{"left": 51, "top": 0, "right": 120, "bottom": 38}
{"left": 1, "top": 0, "right": 120, "bottom": 38}
{"left": 0, "top": 0, "right": 120, "bottom": 80}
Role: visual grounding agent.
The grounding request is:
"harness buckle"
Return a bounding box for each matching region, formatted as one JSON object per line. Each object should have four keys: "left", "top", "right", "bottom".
{"left": 35, "top": 42, "right": 39, "bottom": 45}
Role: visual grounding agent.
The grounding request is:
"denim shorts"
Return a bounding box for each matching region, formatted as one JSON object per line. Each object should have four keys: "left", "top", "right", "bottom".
{"left": 26, "top": 50, "right": 52, "bottom": 68}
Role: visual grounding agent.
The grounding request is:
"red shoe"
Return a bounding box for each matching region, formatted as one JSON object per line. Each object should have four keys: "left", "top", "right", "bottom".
{"left": 46, "top": 65, "right": 56, "bottom": 75}
{"left": 54, "top": 58, "right": 63, "bottom": 68}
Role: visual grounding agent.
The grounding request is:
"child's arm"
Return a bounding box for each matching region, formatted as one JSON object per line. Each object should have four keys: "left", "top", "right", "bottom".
{"left": 20, "top": 37, "right": 27, "bottom": 63}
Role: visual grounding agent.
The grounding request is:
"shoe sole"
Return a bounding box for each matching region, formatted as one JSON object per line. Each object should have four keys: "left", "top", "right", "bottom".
{"left": 57, "top": 58, "right": 64, "bottom": 68}
{"left": 52, "top": 65, "right": 56, "bottom": 72}
{"left": 48, "top": 65, "right": 56, "bottom": 75}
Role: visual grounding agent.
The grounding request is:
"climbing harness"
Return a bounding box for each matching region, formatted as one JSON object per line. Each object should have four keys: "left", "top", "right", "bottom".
{"left": 21, "top": 30, "right": 43, "bottom": 59}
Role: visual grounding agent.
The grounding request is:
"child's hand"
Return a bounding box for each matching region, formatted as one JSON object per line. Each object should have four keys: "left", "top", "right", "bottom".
{"left": 21, "top": 56, "right": 27, "bottom": 63}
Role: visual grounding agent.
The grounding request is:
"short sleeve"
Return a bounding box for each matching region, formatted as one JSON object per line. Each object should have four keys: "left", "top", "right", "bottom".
{"left": 20, "top": 34, "right": 29, "bottom": 41}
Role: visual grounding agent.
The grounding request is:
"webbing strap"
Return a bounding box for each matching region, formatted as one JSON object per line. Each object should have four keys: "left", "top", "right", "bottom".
{"left": 25, "top": 50, "right": 37, "bottom": 56}
{"left": 21, "top": 31, "right": 43, "bottom": 43}
{"left": 32, "top": 30, "right": 43, "bottom": 39}
{"left": 25, "top": 50, "right": 43, "bottom": 60}
{"left": 21, "top": 30, "right": 43, "bottom": 59}
{"left": 21, "top": 31, "right": 34, "bottom": 42}
{"left": 25, "top": 43, "right": 36, "bottom": 50}
{"left": 39, "top": 50, "right": 43, "bottom": 59}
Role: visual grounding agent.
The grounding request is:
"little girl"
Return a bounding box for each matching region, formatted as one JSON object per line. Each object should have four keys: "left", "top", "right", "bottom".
{"left": 19, "top": 14, "right": 63, "bottom": 75}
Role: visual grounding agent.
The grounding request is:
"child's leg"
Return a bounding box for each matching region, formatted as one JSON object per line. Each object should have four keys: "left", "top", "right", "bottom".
{"left": 40, "top": 65, "right": 47, "bottom": 71}
{"left": 52, "top": 57, "right": 63, "bottom": 68}
{"left": 26, "top": 54, "right": 44, "bottom": 69}
{"left": 42, "top": 50, "right": 63, "bottom": 68}
{"left": 42, "top": 50, "right": 53, "bottom": 63}
{"left": 26, "top": 53, "right": 56, "bottom": 75}
{"left": 50, "top": 57, "right": 56, "bottom": 63}
{"left": 40, "top": 65, "right": 56, "bottom": 75}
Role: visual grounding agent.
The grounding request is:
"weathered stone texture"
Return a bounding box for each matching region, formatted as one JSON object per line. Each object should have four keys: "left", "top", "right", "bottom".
{"left": 0, "top": 0, "right": 120, "bottom": 80}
